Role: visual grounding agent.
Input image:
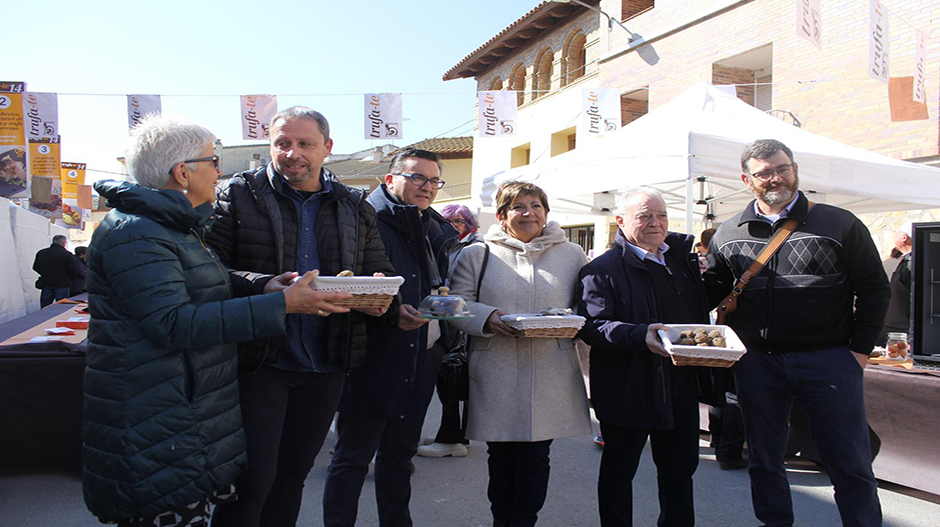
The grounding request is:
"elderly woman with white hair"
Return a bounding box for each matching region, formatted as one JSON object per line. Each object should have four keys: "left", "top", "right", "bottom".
{"left": 82, "top": 115, "right": 348, "bottom": 526}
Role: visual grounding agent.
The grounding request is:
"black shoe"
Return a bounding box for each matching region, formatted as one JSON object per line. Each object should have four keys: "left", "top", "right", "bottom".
{"left": 718, "top": 458, "right": 749, "bottom": 470}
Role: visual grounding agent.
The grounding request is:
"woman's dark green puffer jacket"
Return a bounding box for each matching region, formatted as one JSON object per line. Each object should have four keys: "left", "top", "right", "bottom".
{"left": 83, "top": 180, "right": 288, "bottom": 521}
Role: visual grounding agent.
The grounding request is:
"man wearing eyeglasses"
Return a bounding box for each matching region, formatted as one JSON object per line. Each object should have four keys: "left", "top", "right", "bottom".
{"left": 703, "top": 139, "right": 888, "bottom": 527}
{"left": 324, "top": 147, "right": 458, "bottom": 527}
{"left": 207, "top": 106, "right": 395, "bottom": 527}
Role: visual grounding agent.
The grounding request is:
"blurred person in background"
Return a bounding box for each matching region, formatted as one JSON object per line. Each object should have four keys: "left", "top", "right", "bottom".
{"left": 32, "top": 234, "right": 80, "bottom": 307}
{"left": 418, "top": 204, "right": 482, "bottom": 459}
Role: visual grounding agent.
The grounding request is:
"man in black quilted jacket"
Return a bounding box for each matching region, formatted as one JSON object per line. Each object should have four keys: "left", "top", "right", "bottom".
{"left": 703, "top": 139, "right": 889, "bottom": 527}
{"left": 207, "top": 107, "right": 395, "bottom": 527}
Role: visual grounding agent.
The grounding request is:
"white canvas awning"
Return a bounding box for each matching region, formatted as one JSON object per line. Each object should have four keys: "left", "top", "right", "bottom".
{"left": 480, "top": 82, "right": 940, "bottom": 227}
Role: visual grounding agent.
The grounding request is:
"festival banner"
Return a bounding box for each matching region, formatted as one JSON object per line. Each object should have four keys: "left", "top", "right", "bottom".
{"left": 796, "top": 0, "right": 822, "bottom": 50}
{"left": 869, "top": 0, "right": 889, "bottom": 84}
{"left": 240, "top": 95, "right": 277, "bottom": 141}
{"left": 364, "top": 93, "right": 403, "bottom": 140}
{"left": 477, "top": 91, "right": 517, "bottom": 138}
{"left": 127, "top": 94, "right": 162, "bottom": 130}
{"left": 888, "top": 77, "right": 928, "bottom": 122}
{"left": 28, "top": 137, "right": 63, "bottom": 219}
{"left": 580, "top": 89, "right": 621, "bottom": 137}
{"left": 913, "top": 30, "right": 928, "bottom": 104}
{"left": 77, "top": 184, "right": 93, "bottom": 210}
{"left": 0, "top": 81, "right": 28, "bottom": 199}
{"left": 24, "top": 92, "right": 58, "bottom": 140}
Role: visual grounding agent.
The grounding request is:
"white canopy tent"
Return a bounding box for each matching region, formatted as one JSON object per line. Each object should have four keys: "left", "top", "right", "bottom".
{"left": 0, "top": 197, "right": 70, "bottom": 323}
{"left": 480, "top": 82, "right": 940, "bottom": 228}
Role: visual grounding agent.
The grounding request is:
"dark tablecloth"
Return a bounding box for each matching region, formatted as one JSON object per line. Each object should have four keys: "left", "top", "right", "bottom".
{"left": 784, "top": 364, "right": 940, "bottom": 495}
{"left": 0, "top": 299, "right": 87, "bottom": 473}
{"left": 865, "top": 365, "right": 940, "bottom": 494}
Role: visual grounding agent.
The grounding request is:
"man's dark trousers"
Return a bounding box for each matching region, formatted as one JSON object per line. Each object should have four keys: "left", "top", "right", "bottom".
{"left": 323, "top": 344, "right": 443, "bottom": 527}
{"left": 597, "top": 382, "right": 699, "bottom": 527}
{"left": 211, "top": 366, "right": 344, "bottom": 527}
{"left": 40, "top": 286, "right": 70, "bottom": 308}
{"left": 734, "top": 345, "right": 882, "bottom": 527}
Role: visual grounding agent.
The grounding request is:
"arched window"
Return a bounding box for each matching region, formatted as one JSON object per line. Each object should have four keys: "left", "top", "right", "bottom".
{"left": 562, "top": 31, "right": 587, "bottom": 86}
{"left": 509, "top": 63, "right": 526, "bottom": 106}
{"left": 489, "top": 76, "right": 503, "bottom": 91}
{"left": 532, "top": 48, "right": 553, "bottom": 100}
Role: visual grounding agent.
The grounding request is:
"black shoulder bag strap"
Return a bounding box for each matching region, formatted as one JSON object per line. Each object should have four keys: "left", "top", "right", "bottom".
{"left": 716, "top": 201, "right": 815, "bottom": 324}
{"left": 465, "top": 243, "right": 491, "bottom": 352}
{"left": 459, "top": 243, "right": 490, "bottom": 421}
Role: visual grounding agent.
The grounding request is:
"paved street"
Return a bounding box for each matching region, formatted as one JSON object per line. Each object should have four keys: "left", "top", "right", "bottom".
{"left": 2, "top": 399, "right": 938, "bottom": 526}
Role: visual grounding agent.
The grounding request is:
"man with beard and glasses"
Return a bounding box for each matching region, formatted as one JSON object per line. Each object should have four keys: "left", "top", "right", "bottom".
{"left": 703, "top": 139, "right": 889, "bottom": 527}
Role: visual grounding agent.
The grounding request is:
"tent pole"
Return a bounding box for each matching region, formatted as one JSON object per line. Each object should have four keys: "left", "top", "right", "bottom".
{"left": 685, "top": 173, "right": 694, "bottom": 234}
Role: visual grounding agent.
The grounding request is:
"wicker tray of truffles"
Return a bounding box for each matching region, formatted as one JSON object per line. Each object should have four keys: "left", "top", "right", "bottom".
{"left": 656, "top": 324, "right": 747, "bottom": 368}
{"left": 500, "top": 309, "right": 586, "bottom": 339}
{"left": 298, "top": 271, "right": 404, "bottom": 310}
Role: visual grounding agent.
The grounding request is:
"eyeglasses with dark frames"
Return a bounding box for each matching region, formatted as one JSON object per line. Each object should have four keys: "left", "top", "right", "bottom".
{"left": 169, "top": 155, "right": 220, "bottom": 174}
{"left": 449, "top": 218, "right": 468, "bottom": 225}
{"left": 748, "top": 163, "right": 794, "bottom": 181}
{"left": 394, "top": 172, "right": 445, "bottom": 189}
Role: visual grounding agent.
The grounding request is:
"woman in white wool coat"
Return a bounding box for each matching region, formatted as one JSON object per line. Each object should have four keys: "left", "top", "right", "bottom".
{"left": 448, "top": 181, "right": 592, "bottom": 527}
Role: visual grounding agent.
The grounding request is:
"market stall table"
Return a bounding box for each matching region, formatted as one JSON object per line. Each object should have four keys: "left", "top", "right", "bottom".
{"left": 864, "top": 364, "right": 940, "bottom": 495}
{"left": 784, "top": 360, "right": 940, "bottom": 496}
{"left": 0, "top": 297, "right": 87, "bottom": 473}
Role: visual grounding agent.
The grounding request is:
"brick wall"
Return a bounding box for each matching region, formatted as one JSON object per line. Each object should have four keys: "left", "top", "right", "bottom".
{"left": 621, "top": 96, "right": 649, "bottom": 125}
{"left": 712, "top": 64, "right": 756, "bottom": 107}
{"left": 623, "top": 0, "right": 655, "bottom": 20}
{"left": 477, "top": 12, "right": 600, "bottom": 108}
{"left": 596, "top": 0, "right": 940, "bottom": 160}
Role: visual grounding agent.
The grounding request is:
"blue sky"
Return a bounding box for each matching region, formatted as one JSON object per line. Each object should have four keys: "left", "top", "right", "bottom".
{"left": 5, "top": 0, "right": 534, "bottom": 181}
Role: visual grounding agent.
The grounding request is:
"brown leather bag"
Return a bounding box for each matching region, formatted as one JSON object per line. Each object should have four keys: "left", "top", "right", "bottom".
{"left": 715, "top": 203, "right": 814, "bottom": 325}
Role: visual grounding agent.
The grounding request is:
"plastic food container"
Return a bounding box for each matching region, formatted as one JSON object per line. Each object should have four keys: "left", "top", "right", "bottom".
{"left": 417, "top": 287, "right": 474, "bottom": 320}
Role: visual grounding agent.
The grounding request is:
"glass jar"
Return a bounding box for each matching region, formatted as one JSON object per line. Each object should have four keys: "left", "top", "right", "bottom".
{"left": 885, "top": 332, "right": 910, "bottom": 361}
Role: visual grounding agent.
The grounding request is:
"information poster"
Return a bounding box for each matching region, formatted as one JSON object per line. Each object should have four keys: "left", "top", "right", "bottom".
{"left": 0, "top": 81, "right": 28, "bottom": 199}
{"left": 60, "top": 161, "right": 87, "bottom": 228}
{"left": 28, "top": 137, "right": 62, "bottom": 219}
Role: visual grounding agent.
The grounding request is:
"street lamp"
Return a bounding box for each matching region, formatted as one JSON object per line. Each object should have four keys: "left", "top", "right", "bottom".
{"left": 549, "top": 0, "right": 637, "bottom": 43}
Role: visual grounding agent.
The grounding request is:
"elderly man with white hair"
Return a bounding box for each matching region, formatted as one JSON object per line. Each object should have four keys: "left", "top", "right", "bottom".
{"left": 577, "top": 186, "right": 708, "bottom": 527}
